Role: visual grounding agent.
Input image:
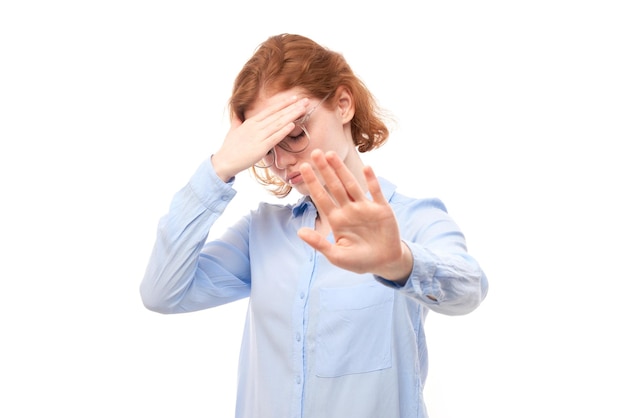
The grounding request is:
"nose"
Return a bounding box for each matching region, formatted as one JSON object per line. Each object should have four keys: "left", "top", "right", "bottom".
{"left": 273, "top": 146, "right": 298, "bottom": 170}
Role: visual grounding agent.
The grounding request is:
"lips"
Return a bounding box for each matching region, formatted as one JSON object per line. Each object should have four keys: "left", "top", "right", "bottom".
{"left": 287, "top": 172, "right": 303, "bottom": 185}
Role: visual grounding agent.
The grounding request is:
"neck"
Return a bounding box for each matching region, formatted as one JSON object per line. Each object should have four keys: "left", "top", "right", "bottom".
{"left": 342, "top": 148, "right": 368, "bottom": 192}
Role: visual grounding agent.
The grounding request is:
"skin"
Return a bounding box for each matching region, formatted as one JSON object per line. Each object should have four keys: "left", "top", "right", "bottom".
{"left": 212, "top": 87, "right": 413, "bottom": 284}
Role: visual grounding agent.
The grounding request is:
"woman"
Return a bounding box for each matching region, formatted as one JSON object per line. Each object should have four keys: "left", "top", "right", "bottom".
{"left": 141, "top": 33, "right": 488, "bottom": 418}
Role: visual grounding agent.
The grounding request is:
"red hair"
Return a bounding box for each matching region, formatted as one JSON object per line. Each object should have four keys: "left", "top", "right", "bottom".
{"left": 230, "top": 34, "right": 390, "bottom": 197}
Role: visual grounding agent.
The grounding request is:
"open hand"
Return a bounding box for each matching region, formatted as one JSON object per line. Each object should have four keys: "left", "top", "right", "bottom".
{"left": 212, "top": 96, "right": 308, "bottom": 181}
{"left": 297, "top": 150, "right": 413, "bottom": 282}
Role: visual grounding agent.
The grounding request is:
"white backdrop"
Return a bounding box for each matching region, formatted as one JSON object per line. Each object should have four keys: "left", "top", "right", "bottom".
{"left": 1, "top": 1, "right": 625, "bottom": 417}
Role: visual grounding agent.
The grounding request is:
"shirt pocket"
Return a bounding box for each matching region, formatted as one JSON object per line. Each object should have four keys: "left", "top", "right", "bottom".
{"left": 315, "top": 282, "right": 394, "bottom": 378}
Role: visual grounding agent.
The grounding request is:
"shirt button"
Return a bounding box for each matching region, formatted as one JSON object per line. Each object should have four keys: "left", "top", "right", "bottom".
{"left": 221, "top": 195, "right": 229, "bottom": 201}
{"left": 299, "top": 292, "right": 305, "bottom": 299}
{"left": 295, "top": 333, "right": 301, "bottom": 342}
{"left": 296, "top": 375, "right": 301, "bottom": 384}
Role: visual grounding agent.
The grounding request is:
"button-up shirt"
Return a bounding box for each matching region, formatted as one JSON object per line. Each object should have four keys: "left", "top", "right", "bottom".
{"left": 141, "top": 158, "right": 488, "bottom": 418}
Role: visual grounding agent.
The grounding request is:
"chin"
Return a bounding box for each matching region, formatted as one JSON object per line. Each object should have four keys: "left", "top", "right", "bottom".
{"left": 291, "top": 183, "right": 310, "bottom": 196}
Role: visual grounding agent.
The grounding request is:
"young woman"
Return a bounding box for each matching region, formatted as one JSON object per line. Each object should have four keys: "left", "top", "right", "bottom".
{"left": 141, "top": 33, "right": 488, "bottom": 418}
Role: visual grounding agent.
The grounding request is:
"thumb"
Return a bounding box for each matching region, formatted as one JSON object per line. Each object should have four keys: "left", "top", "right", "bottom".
{"left": 297, "top": 228, "right": 331, "bottom": 253}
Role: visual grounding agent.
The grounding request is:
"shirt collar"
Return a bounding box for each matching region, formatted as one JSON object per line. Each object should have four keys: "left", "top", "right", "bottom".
{"left": 290, "top": 177, "right": 397, "bottom": 218}
{"left": 291, "top": 195, "right": 313, "bottom": 217}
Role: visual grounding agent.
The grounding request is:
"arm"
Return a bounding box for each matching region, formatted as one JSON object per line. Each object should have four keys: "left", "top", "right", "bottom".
{"left": 376, "top": 202, "right": 488, "bottom": 316}
{"left": 140, "top": 158, "right": 251, "bottom": 314}
{"left": 142, "top": 96, "right": 311, "bottom": 313}
{"left": 298, "top": 150, "right": 487, "bottom": 316}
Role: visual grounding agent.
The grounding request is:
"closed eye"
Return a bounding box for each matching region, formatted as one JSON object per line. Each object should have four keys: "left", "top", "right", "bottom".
{"left": 288, "top": 131, "right": 306, "bottom": 141}
{"left": 278, "top": 125, "right": 309, "bottom": 152}
{"left": 287, "top": 125, "right": 306, "bottom": 140}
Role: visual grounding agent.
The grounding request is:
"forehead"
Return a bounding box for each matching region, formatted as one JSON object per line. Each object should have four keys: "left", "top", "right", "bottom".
{"left": 244, "top": 87, "right": 308, "bottom": 120}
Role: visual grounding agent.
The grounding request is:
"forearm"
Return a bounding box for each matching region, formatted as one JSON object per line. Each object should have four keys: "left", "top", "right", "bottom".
{"left": 377, "top": 240, "right": 488, "bottom": 315}
{"left": 140, "top": 158, "right": 238, "bottom": 313}
{"left": 375, "top": 235, "right": 488, "bottom": 316}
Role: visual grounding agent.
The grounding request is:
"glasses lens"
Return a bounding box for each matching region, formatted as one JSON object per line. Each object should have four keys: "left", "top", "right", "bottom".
{"left": 277, "top": 125, "right": 310, "bottom": 153}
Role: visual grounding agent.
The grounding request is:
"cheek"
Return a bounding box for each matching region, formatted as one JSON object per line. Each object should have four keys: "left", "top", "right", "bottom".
{"left": 316, "top": 121, "right": 353, "bottom": 153}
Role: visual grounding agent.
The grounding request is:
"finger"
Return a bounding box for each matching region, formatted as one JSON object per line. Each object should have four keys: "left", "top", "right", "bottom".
{"left": 236, "top": 97, "right": 307, "bottom": 163}
{"left": 262, "top": 121, "right": 295, "bottom": 149}
{"left": 297, "top": 227, "right": 332, "bottom": 253}
{"left": 256, "top": 98, "right": 309, "bottom": 148}
{"left": 363, "top": 165, "right": 386, "bottom": 204}
{"left": 248, "top": 95, "right": 300, "bottom": 122}
{"left": 300, "top": 159, "right": 337, "bottom": 216}
{"left": 325, "top": 151, "right": 367, "bottom": 202}
{"left": 309, "top": 150, "right": 352, "bottom": 206}
{"left": 252, "top": 96, "right": 307, "bottom": 129}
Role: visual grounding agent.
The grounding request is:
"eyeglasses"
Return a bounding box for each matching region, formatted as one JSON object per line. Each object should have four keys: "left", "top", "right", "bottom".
{"left": 254, "top": 93, "right": 331, "bottom": 169}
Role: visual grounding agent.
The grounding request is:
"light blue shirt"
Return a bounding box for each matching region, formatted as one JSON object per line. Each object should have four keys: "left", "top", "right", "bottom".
{"left": 141, "top": 158, "right": 488, "bottom": 418}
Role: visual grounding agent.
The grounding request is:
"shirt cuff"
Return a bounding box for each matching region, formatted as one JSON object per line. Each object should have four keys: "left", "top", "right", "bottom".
{"left": 374, "top": 240, "right": 440, "bottom": 303}
{"left": 187, "top": 157, "right": 237, "bottom": 212}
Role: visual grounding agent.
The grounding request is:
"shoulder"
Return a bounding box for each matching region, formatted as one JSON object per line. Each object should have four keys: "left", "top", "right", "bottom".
{"left": 379, "top": 177, "right": 459, "bottom": 239}
{"left": 379, "top": 177, "right": 449, "bottom": 214}
{"left": 251, "top": 195, "right": 310, "bottom": 219}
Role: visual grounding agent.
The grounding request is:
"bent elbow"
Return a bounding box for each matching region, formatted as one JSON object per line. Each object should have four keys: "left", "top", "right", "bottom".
{"left": 432, "top": 270, "right": 489, "bottom": 316}
{"left": 139, "top": 280, "right": 178, "bottom": 315}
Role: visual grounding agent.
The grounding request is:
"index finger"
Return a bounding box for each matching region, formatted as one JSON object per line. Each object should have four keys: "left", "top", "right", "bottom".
{"left": 247, "top": 95, "right": 308, "bottom": 124}
{"left": 248, "top": 96, "right": 309, "bottom": 148}
{"left": 300, "top": 157, "right": 338, "bottom": 217}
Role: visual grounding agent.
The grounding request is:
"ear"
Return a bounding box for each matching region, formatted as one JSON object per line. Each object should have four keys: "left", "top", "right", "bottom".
{"left": 335, "top": 86, "right": 355, "bottom": 124}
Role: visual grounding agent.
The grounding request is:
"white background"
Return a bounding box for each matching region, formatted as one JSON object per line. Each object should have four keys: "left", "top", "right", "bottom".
{"left": 1, "top": 1, "right": 625, "bottom": 417}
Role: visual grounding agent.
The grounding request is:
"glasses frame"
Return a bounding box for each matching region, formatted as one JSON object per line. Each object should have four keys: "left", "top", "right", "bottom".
{"left": 254, "top": 92, "right": 331, "bottom": 169}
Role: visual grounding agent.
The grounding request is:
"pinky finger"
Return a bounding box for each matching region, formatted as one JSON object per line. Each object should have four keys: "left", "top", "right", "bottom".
{"left": 363, "top": 166, "right": 386, "bottom": 204}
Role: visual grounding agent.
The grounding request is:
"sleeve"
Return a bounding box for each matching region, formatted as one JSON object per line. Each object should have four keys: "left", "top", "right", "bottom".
{"left": 140, "top": 158, "right": 252, "bottom": 314}
{"left": 376, "top": 198, "right": 489, "bottom": 316}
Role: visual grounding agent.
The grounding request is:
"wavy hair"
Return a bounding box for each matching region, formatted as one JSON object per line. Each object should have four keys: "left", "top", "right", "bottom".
{"left": 230, "top": 34, "right": 390, "bottom": 197}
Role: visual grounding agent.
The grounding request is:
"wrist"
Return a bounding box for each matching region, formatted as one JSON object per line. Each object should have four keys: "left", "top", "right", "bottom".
{"left": 211, "top": 153, "right": 237, "bottom": 183}
{"left": 375, "top": 241, "right": 413, "bottom": 285}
